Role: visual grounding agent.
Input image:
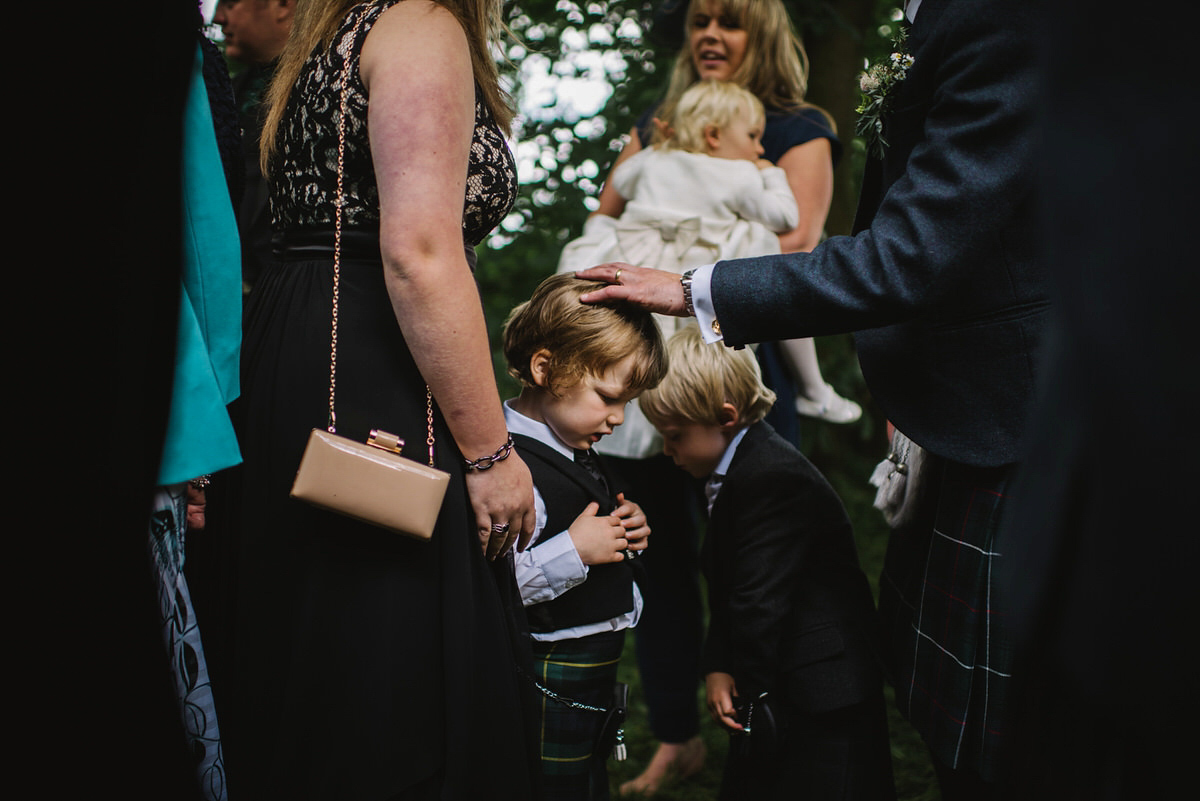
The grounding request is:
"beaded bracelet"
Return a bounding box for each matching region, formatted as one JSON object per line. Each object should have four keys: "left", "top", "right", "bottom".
{"left": 463, "top": 435, "right": 515, "bottom": 471}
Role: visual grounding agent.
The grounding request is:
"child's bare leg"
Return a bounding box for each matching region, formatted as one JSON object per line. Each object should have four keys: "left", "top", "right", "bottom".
{"left": 779, "top": 337, "right": 862, "bottom": 424}
{"left": 619, "top": 735, "right": 706, "bottom": 796}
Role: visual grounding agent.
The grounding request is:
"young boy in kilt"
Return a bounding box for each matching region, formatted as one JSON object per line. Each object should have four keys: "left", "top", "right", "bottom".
{"left": 502, "top": 274, "right": 668, "bottom": 800}
{"left": 639, "top": 326, "right": 896, "bottom": 800}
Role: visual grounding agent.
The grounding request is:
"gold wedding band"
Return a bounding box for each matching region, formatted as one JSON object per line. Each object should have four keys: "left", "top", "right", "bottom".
{"left": 614, "top": 268, "right": 623, "bottom": 283}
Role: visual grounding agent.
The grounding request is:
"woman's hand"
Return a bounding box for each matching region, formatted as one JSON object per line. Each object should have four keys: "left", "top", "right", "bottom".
{"left": 613, "top": 492, "right": 650, "bottom": 554}
{"left": 576, "top": 263, "right": 688, "bottom": 317}
{"left": 705, "top": 671, "right": 743, "bottom": 731}
{"left": 186, "top": 482, "right": 207, "bottom": 533}
{"left": 465, "top": 453, "right": 536, "bottom": 560}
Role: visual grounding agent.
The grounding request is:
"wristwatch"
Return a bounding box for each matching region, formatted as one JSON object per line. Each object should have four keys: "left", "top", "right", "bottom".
{"left": 681, "top": 269, "right": 697, "bottom": 317}
{"left": 681, "top": 268, "right": 722, "bottom": 337}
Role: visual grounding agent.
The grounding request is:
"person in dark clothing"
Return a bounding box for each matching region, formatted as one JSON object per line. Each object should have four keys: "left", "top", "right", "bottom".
{"left": 640, "top": 326, "right": 895, "bottom": 800}
{"left": 212, "top": 0, "right": 294, "bottom": 290}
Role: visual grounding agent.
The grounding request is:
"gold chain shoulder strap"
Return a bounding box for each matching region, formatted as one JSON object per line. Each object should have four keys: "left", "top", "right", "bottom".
{"left": 325, "top": 7, "right": 437, "bottom": 467}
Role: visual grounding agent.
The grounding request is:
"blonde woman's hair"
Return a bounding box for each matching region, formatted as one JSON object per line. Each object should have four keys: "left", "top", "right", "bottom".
{"left": 662, "top": 80, "right": 764, "bottom": 154}
{"left": 260, "top": 0, "right": 513, "bottom": 174}
{"left": 503, "top": 274, "right": 669, "bottom": 398}
{"left": 640, "top": 325, "right": 775, "bottom": 428}
{"left": 654, "top": 0, "right": 832, "bottom": 144}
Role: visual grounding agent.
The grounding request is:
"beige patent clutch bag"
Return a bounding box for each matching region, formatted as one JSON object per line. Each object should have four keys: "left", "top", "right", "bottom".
{"left": 292, "top": 426, "right": 448, "bottom": 540}
{"left": 289, "top": 36, "right": 448, "bottom": 540}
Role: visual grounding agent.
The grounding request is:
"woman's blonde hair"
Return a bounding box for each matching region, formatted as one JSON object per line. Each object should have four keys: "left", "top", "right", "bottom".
{"left": 640, "top": 325, "right": 775, "bottom": 428}
{"left": 655, "top": 0, "right": 829, "bottom": 144}
{"left": 503, "top": 274, "right": 668, "bottom": 398}
{"left": 661, "top": 80, "right": 764, "bottom": 154}
{"left": 259, "top": 0, "right": 513, "bottom": 174}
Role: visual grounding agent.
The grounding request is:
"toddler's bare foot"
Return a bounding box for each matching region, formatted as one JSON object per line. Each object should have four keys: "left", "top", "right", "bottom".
{"left": 618, "top": 735, "right": 706, "bottom": 796}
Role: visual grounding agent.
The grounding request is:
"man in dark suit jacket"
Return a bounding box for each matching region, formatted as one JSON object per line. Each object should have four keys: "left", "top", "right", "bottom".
{"left": 212, "top": 0, "right": 294, "bottom": 291}
{"left": 1001, "top": 0, "right": 1199, "bottom": 796}
{"left": 580, "top": 1, "right": 1044, "bottom": 795}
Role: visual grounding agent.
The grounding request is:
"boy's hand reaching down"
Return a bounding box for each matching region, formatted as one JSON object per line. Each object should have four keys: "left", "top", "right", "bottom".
{"left": 706, "top": 672, "right": 744, "bottom": 732}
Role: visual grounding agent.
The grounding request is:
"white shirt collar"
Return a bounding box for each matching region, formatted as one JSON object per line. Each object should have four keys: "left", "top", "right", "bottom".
{"left": 905, "top": 0, "right": 922, "bottom": 23}
{"left": 703, "top": 426, "right": 749, "bottom": 516}
{"left": 712, "top": 425, "right": 749, "bottom": 480}
{"left": 503, "top": 399, "right": 575, "bottom": 461}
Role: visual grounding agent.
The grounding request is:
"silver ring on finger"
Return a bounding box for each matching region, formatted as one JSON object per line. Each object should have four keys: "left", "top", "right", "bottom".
{"left": 491, "top": 522, "right": 510, "bottom": 534}
{"left": 623, "top": 548, "right": 637, "bottom": 561}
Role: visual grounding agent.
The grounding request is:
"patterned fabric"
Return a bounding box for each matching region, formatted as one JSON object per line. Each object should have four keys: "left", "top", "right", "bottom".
{"left": 877, "top": 456, "right": 1016, "bottom": 781}
{"left": 149, "top": 485, "right": 227, "bottom": 801}
{"left": 268, "top": 0, "right": 516, "bottom": 246}
{"left": 533, "top": 630, "right": 625, "bottom": 801}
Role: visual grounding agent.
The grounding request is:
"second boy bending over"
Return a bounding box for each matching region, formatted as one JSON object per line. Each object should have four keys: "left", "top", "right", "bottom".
{"left": 639, "top": 326, "right": 895, "bottom": 800}
{"left": 502, "top": 273, "right": 668, "bottom": 801}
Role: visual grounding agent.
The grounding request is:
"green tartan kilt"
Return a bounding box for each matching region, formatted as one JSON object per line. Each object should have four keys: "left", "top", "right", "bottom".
{"left": 532, "top": 629, "right": 625, "bottom": 800}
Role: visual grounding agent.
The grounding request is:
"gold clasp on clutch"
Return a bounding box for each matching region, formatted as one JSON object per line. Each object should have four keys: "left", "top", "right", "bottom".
{"left": 367, "top": 429, "right": 405, "bottom": 454}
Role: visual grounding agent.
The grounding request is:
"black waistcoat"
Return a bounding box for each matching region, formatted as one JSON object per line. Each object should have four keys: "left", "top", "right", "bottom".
{"left": 512, "top": 434, "right": 635, "bottom": 634}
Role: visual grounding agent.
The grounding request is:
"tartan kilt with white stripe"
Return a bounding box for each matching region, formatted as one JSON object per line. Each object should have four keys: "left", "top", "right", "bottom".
{"left": 878, "top": 455, "right": 1017, "bottom": 782}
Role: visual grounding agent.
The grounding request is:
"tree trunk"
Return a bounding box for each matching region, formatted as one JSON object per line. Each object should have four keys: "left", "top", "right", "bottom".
{"left": 796, "top": 0, "right": 880, "bottom": 236}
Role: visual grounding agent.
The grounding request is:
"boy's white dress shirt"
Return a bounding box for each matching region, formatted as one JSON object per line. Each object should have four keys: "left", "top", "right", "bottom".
{"left": 504, "top": 400, "right": 643, "bottom": 642}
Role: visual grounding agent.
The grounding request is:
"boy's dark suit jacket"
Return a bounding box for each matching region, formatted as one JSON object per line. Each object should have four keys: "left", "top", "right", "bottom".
{"left": 710, "top": 0, "right": 1046, "bottom": 468}
{"left": 700, "top": 423, "right": 881, "bottom": 714}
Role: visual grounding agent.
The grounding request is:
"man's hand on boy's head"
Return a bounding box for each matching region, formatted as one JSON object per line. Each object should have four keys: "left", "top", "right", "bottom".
{"left": 576, "top": 264, "right": 688, "bottom": 317}
{"left": 568, "top": 501, "right": 630, "bottom": 565}
{"left": 705, "top": 672, "right": 743, "bottom": 732}
{"left": 613, "top": 492, "right": 650, "bottom": 553}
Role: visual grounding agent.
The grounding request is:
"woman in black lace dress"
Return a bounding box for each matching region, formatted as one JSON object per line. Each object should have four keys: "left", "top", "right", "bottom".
{"left": 231, "top": 2, "right": 539, "bottom": 798}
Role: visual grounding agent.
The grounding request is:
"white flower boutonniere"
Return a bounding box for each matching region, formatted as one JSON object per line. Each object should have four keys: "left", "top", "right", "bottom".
{"left": 856, "top": 27, "right": 914, "bottom": 159}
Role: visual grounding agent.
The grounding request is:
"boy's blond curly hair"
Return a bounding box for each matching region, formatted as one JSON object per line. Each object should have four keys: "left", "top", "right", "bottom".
{"left": 640, "top": 325, "right": 775, "bottom": 427}
{"left": 503, "top": 273, "right": 668, "bottom": 396}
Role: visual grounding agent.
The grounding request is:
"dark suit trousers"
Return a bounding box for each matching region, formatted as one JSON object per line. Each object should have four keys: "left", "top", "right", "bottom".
{"left": 604, "top": 454, "right": 705, "bottom": 743}
{"left": 718, "top": 696, "right": 896, "bottom": 801}
{"left": 756, "top": 342, "right": 800, "bottom": 448}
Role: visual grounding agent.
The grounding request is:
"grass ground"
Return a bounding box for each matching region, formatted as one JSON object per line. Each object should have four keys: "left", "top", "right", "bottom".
{"left": 603, "top": 336, "right": 941, "bottom": 799}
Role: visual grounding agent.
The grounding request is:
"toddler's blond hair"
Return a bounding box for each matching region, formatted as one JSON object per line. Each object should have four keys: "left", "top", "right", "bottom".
{"left": 660, "top": 80, "right": 765, "bottom": 155}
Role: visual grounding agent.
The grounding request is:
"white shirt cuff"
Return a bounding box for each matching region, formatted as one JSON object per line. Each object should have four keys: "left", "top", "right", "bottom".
{"left": 513, "top": 527, "right": 588, "bottom": 606}
{"left": 690, "top": 263, "right": 724, "bottom": 343}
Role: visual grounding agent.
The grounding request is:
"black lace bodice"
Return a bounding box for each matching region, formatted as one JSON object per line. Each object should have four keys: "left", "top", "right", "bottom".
{"left": 268, "top": 0, "right": 516, "bottom": 247}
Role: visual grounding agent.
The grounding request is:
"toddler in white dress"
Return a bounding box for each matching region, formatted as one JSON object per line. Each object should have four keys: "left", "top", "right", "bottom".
{"left": 558, "top": 80, "right": 799, "bottom": 458}
{"left": 559, "top": 80, "right": 797, "bottom": 294}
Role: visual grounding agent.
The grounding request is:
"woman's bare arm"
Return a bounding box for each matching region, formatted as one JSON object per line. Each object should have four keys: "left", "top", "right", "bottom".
{"left": 591, "top": 125, "right": 643, "bottom": 218}
{"left": 361, "top": 1, "right": 533, "bottom": 557}
{"left": 774, "top": 137, "right": 833, "bottom": 253}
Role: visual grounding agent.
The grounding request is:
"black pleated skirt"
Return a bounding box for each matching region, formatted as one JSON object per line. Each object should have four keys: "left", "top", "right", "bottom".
{"left": 229, "top": 236, "right": 539, "bottom": 800}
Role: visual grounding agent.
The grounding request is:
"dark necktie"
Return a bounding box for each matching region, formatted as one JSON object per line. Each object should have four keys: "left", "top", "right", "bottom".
{"left": 573, "top": 448, "right": 610, "bottom": 497}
